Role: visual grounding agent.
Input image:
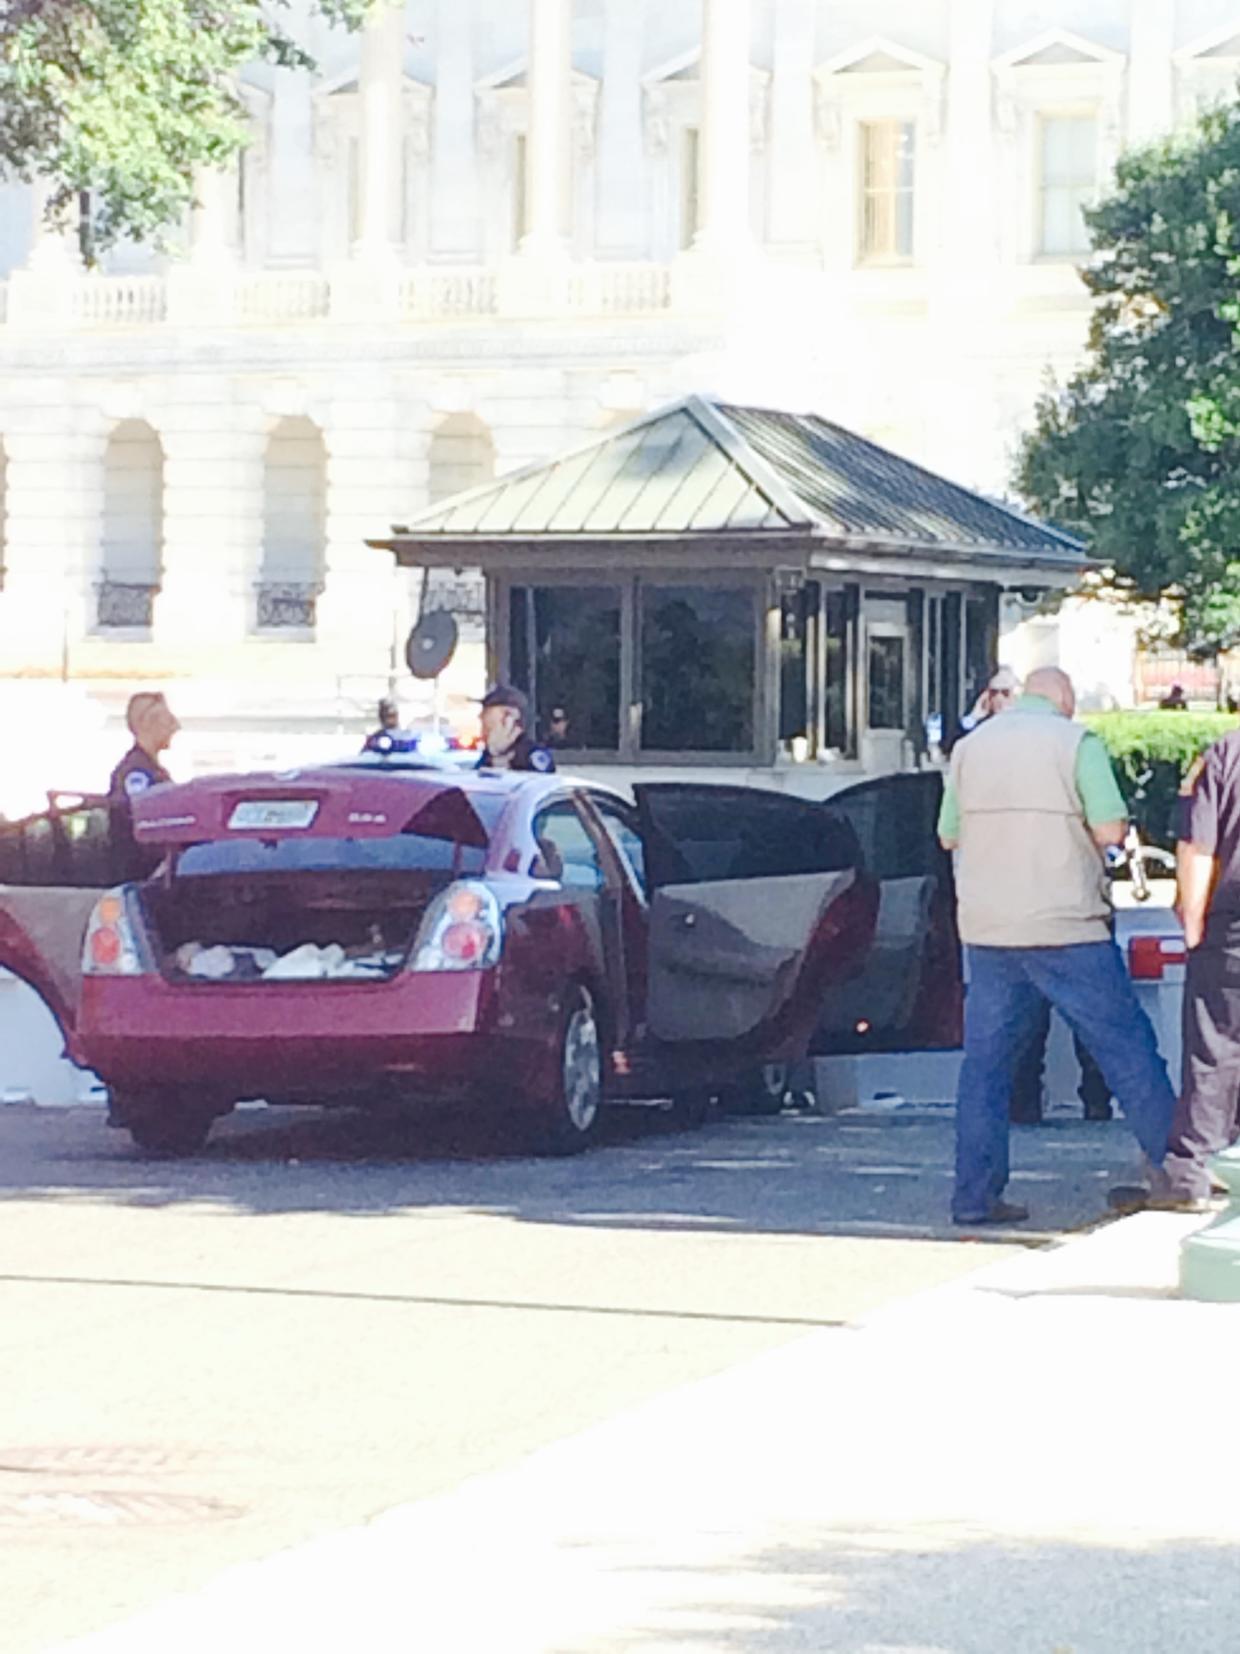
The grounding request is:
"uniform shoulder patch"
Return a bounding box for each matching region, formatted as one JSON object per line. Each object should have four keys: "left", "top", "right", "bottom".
{"left": 529, "top": 748, "right": 554, "bottom": 773}
{"left": 1179, "top": 754, "right": 1207, "bottom": 798}
{"left": 122, "top": 770, "right": 153, "bottom": 798}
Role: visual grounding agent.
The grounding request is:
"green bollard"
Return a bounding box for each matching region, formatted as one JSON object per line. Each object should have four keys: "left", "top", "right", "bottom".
{"left": 1180, "top": 1143, "right": 1240, "bottom": 1301}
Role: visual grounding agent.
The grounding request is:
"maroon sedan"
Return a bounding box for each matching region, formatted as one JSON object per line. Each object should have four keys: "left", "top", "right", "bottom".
{"left": 0, "top": 763, "right": 960, "bottom": 1155}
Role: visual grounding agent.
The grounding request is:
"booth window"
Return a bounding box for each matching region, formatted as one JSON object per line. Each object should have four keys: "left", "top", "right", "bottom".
{"left": 641, "top": 584, "right": 754, "bottom": 752}
{"left": 508, "top": 585, "right": 622, "bottom": 750}
{"left": 868, "top": 634, "right": 906, "bottom": 730}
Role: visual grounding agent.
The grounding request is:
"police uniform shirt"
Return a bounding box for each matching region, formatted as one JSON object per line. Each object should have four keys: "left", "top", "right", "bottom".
{"left": 1180, "top": 728, "right": 1240, "bottom": 945}
{"left": 108, "top": 745, "right": 171, "bottom": 803}
{"left": 475, "top": 734, "right": 556, "bottom": 774}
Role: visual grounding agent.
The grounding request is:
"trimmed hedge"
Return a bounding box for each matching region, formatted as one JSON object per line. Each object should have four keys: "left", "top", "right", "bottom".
{"left": 1084, "top": 710, "right": 1237, "bottom": 848}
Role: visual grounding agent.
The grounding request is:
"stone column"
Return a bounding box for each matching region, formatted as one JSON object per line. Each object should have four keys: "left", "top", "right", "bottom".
{"left": 925, "top": 0, "right": 1004, "bottom": 484}
{"left": 354, "top": 0, "right": 405, "bottom": 262}
{"left": 316, "top": 397, "right": 407, "bottom": 670}
{"left": 1127, "top": 0, "right": 1176, "bottom": 146}
{"left": 430, "top": 0, "right": 481, "bottom": 259}
{"left": 766, "top": 0, "right": 817, "bottom": 258}
{"left": 693, "top": 0, "right": 751, "bottom": 257}
{"left": 267, "top": 66, "right": 319, "bottom": 266}
{"left": 165, "top": 164, "right": 238, "bottom": 322}
{"left": 594, "top": 0, "right": 646, "bottom": 258}
{"left": 6, "top": 180, "right": 82, "bottom": 328}
{"left": 331, "top": 1, "right": 405, "bottom": 317}
{"left": 0, "top": 410, "right": 106, "bottom": 669}
{"left": 156, "top": 401, "right": 266, "bottom": 655}
{"left": 521, "top": 0, "right": 573, "bottom": 259}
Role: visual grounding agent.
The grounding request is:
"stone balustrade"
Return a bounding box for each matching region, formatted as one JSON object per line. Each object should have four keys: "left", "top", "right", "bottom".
{"left": 235, "top": 273, "right": 331, "bottom": 324}
{"left": 0, "top": 260, "right": 679, "bottom": 332}
{"left": 71, "top": 274, "right": 168, "bottom": 326}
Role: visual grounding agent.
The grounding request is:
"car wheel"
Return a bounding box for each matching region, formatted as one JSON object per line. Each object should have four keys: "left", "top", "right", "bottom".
{"left": 124, "top": 1100, "right": 215, "bottom": 1158}
{"left": 530, "top": 986, "right": 603, "bottom": 1155}
{"left": 722, "top": 1063, "right": 790, "bottom": 1117}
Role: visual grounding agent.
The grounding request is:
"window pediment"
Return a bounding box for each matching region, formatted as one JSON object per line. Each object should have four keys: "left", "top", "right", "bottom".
{"left": 475, "top": 58, "right": 599, "bottom": 155}
{"left": 994, "top": 29, "right": 1125, "bottom": 74}
{"left": 814, "top": 39, "right": 945, "bottom": 149}
{"left": 642, "top": 50, "right": 770, "bottom": 153}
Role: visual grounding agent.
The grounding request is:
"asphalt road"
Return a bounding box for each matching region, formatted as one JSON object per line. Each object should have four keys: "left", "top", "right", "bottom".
{"left": 0, "top": 1098, "right": 1138, "bottom": 1652}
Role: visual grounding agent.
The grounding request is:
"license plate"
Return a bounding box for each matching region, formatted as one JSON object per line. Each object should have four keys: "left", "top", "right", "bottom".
{"left": 228, "top": 799, "right": 319, "bottom": 831}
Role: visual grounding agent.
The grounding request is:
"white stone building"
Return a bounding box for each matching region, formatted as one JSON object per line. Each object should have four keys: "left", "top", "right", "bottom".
{"left": 0, "top": 0, "right": 1236, "bottom": 813}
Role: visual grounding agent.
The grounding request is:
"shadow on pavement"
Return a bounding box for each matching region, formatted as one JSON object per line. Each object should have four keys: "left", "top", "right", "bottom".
{"left": 0, "top": 1099, "right": 1142, "bottom": 1242}
{"left": 540, "top": 1525, "right": 1239, "bottom": 1654}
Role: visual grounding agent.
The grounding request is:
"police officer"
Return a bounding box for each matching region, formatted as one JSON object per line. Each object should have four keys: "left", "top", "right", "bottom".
{"left": 362, "top": 696, "right": 419, "bottom": 755}
{"left": 1157, "top": 733, "right": 1240, "bottom": 1209}
{"left": 108, "top": 691, "right": 179, "bottom": 879}
{"left": 475, "top": 686, "right": 555, "bottom": 774}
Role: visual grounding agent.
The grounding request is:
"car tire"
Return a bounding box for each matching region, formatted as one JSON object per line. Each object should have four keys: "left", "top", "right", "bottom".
{"left": 124, "top": 1100, "right": 215, "bottom": 1158}
{"left": 528, "top": 986, "right": 604, "bottom": 1156}
{"left": 722, "top": 1063, "right": 790, "bottom": 1117}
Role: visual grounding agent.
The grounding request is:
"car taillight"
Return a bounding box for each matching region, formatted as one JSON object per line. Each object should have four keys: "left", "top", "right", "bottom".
{"left": 410, "top": 881, "right": 503, "bottom": 973}
{"left": 82, "top": 889, "right": 145, "bottom": 977}
{"left": 1128, "top": 935, "right": 1187, "bottom": 981}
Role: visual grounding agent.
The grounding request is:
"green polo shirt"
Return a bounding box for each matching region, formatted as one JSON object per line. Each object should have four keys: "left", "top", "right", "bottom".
{"left": 937, "top": 695, "right": 1127, "bottom": 841}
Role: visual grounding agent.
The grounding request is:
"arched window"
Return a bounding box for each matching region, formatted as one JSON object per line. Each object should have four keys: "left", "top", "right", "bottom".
{"left": 428, "top": 413, "right": 496, "bottom": 504}
{"left": 426, "top": 414, "right": 494, "bottom": 629}
{"left": 258, "top": 417, "right": 326, "bottom": 631}
{"left": 98, "top": 420, "right": 163, "bottom": 630}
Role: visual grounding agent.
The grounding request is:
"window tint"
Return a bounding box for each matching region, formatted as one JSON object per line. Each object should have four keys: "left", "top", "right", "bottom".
{"left": 639, "top": 788, "right": 862, "bottom": 889}
{"left": 176, "top": 835, "right": 485, "bottom": 879}
{"left": 534, "top": 802, "right": 606, "bottom": 891}
{"left": 0, "top": 802, "right": 114, "bottom": 888}
{"left": 826, "top": 774, "right": 946, "bottom": 881}
{"left": 592, "top": 799, "right": 647, "bottom": 896}
{"left": 509, "top": 585, "right": 621, "bottom": 750}
{"left": 641, "top": 585, "right": 755, "bottom": 753}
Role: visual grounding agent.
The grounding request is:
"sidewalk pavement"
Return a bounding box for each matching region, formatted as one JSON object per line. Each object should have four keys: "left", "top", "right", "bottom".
{"left": 60, "top": 1210, "right": 1238, "bottom": 1654}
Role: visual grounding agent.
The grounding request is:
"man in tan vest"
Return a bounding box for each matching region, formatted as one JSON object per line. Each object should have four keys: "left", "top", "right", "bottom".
{"left": 939, "top": 666, "right": 1178, "bottom": 1224}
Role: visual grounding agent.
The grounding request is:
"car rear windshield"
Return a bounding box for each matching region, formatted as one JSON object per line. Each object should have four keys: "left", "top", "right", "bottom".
{"left": 176, "top": 835, "right": 488, "bottom": 878}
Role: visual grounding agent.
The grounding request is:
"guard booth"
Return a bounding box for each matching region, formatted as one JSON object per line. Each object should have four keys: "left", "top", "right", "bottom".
{"left": 370, "top": 395, "right": 1086, "bottom": 793}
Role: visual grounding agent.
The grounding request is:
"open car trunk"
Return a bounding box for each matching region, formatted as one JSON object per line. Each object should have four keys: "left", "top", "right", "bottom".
{"left": 143, "top": 868, "right": 442, "bottom": 983}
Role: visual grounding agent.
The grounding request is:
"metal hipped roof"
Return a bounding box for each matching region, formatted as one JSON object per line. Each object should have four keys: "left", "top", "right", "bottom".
{"left": 374, "top": 394, "right": 1085, "bottom": 569}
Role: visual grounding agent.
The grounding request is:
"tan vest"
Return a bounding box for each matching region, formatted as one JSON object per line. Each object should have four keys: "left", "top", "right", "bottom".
{"left": 950, "top": 711, "right": 1111, "bottom": 948}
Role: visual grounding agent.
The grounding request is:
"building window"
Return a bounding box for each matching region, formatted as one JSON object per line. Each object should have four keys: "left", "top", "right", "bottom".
{"left": 868, "top": 634, "right": 907, "bottom": 729}
{"left": 858, "top": 119, "right": 915, "bottom": 263}
{"left": 258, "top": 416, "right": 326, "bottom": 633}
{"left": 1037, "top": 113, "right": 1097, "bottom": 258}
{"left": 509, "top": 585, "right": 622, "bottom": 751}
{"left": 98, "top": 420, "right": 163, "bottom": 633}
{"left": 679, "top": 125, "right": 701, "bottom": 252}
{"left": 641, "top": 584, "right": 754, "bottom": 753}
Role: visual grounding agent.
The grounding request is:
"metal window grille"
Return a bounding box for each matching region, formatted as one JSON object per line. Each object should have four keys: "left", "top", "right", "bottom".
{"left": 256, "top": 581, "right": 320, "bottom": 630}
{"left": 96, "top": 581, "right": 156, "bottom": 629}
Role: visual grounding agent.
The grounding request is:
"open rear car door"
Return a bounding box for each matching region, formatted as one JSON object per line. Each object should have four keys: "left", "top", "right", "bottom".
{"left": 811, "top": 772, "right": 963, "bottom": 1053}
{"left": 0, "top": 794, "right": 116, "bottom": 1060}
{"left": 633, "top": 784, "right": 876, "bottom": 1071}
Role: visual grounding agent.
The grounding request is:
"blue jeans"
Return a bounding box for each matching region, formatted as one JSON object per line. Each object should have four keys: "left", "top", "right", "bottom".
{"left": 953, "top": 942, "right": 1176, "bottom": 1221}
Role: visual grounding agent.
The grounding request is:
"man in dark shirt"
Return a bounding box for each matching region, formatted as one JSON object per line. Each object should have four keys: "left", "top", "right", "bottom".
{"left": 108, "top": 691, "right": 178, "bottom": 880}
{"left": 362, "top": 696, "right": 418, "bottom": 755}
{"left": 1161, "top": 731, "right": 1240, "bottom": 1206}
{"left": 475, "top": 686, "right": 555, "bottom": 774}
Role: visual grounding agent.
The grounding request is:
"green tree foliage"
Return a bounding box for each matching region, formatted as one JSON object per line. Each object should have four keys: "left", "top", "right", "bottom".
{"left": 1085, "top": 709, "right": 1237, "bottom": 846}
{"left": 0, "top": 0, "right": 373, "bottom": 251}
{"left": 1016, "top": 98, "right": 1240, "bottom": 655}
